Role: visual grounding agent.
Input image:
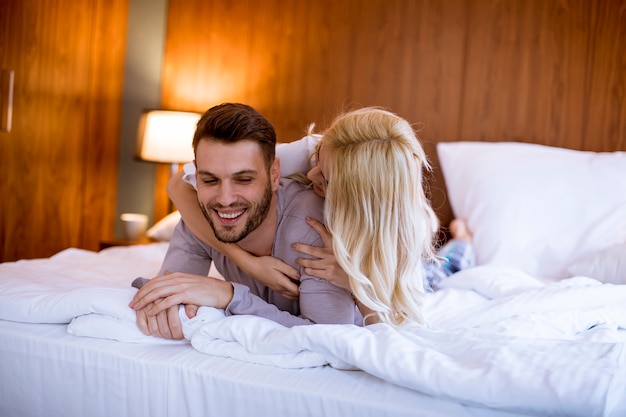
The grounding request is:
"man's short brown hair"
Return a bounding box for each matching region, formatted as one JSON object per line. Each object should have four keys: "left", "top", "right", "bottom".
{"left": 193, "top": 103, "right": 276, "bottom": 169}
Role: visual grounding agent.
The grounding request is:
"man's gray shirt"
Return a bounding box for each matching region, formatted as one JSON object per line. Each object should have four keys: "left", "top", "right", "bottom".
{"left": 160, "top": 179, "right": 362, "bottom": 327}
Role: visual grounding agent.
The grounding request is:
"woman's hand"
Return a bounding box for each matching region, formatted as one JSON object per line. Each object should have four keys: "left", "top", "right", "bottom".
{"left": 293, "top": 217, "right": 351, "bottom": 291}
{"left": 238, "top": 256, "right": 301, "bottom": 300}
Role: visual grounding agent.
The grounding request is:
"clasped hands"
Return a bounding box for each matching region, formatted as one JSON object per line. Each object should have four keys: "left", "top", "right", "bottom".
{"left": 129, "top": 271, "right": 233, "bottom": 340}
{"left": 130, "top": 218, "right": 350, "bottom": 340}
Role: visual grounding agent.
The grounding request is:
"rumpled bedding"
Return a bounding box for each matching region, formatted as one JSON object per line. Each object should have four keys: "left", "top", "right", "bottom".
{"left": 1, "top": 245, "right": 625, "bottom": 417}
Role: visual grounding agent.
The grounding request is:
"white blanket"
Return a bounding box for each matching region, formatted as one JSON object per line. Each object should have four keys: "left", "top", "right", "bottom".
{"left": 1, "top": 246, "right": 625, "bottom": 417}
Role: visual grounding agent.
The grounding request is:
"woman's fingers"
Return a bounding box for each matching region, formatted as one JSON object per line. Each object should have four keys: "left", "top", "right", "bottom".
{"left": 275, "top": 279, "right": 300, "bottom": 300}
{"left": 247, "top": 256, "right": 300, "bottom": 299}
{"left": 270, "top": 258, "right": 300, "bottom": 281}
{"left": 292, "top": 242, "right": 327, "bottom": 258}
{"left": 305, "top": 217, "right": 332, "bottom": 246}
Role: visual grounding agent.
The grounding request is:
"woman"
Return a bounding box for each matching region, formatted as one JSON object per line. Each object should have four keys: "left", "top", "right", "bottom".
{"left": 168, "top": 107, "right": 473, "bottom": 327}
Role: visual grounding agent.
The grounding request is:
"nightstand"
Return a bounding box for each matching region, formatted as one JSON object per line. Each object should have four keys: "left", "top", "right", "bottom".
{"left": 99, "top": 236, "right": 155, "bottom": 250}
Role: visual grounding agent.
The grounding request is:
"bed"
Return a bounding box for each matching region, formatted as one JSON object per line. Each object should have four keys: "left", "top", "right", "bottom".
{"left": 1, "top": 140, "right": 625, "bottom": 417}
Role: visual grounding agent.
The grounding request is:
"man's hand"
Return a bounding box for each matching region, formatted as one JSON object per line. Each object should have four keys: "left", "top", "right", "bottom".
{"left": 135, "top": 303, "right": 185, "bottom": 340}
{"left": 129, "top": 272, "right": 234, "bottom": 317}
{"left": 293, "top": 217, "right": 351, "bottom": 291}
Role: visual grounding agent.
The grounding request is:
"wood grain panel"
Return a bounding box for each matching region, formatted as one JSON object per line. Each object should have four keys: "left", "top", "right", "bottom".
{"left": 0, "top": 0, "right": 127, "bottom": 260}
{"left": 583, "top": 0, "right": 626, "bottom": 150}
{"left": 1, "top": 1, "right": 89, "bottom": 260}
{"left": 460, "top": 0, "right": 625, "bottom": 152}
{"left": 158, "top": 0, "right": 625, "bottom": 227}
{"left": 157, "top": 0, "right": 468, "bottom": 222}
{"left": 461, "top": 0, "right": 583, "bottom": 146}
{"left": 80, "top": 0, "right": 129, "bottom": 247}
{"left": 161, "top": 0, "right": 467, "bottom": 138}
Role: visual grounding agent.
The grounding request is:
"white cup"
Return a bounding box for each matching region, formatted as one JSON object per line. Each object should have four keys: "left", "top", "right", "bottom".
{"left": 120, "top": 213, "right": 149, "bottom": 241}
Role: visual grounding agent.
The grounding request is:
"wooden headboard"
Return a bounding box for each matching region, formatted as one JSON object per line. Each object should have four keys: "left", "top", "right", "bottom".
{"left": 154, "top": 0, "right": 625, "bottom": 230}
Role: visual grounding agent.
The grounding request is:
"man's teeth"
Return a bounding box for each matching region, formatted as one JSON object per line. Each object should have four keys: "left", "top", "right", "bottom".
{"left": 218, "top": 210, "right": 244, "bottom": 219}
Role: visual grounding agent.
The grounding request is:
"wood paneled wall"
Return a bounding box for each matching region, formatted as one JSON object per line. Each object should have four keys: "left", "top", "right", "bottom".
{"left": 156, "top": 0, "right": 625, "bottom": 226}
{"left": 0, "top": 0, "right": 128, "bottom": 261}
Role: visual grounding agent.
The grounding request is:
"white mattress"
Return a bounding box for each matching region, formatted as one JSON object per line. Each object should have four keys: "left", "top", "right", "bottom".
{"left": 0, "top": 319, "right": 532, "bottom": 417}
{"left": 2, "top": 243, "right": 626, "bottom": 417}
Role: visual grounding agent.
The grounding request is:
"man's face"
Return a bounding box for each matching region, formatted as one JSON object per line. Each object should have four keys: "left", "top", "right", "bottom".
{"left": 195, "top": 139, "right": 278, "bottom": 243}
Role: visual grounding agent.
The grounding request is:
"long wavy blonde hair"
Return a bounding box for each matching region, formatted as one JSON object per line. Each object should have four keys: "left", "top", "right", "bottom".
{"left": 322, "top": 107, "right": 439, "bottom": 328}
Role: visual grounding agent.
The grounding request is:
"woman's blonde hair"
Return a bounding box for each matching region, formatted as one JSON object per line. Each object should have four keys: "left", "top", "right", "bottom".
{"left": 322, "top": 107, "right": 439, "bottom": 328}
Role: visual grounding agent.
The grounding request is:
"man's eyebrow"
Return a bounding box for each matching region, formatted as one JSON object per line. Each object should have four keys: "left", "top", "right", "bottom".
{"left": 197, "top": 169, "right": 259, "bottom": 177}
{"left": 232, "top": 170, "right": 259, "bottom": 177}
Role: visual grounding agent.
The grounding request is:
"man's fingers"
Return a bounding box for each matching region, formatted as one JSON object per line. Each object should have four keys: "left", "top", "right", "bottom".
{"left": 146, "top": 307, "right": 162, "bottom": 337}
{"left": 185, "top": 304, "right": 199, "bottom": 319}
{"left": 131, "top": 281, "right": 182, "bottom": 310}
{"left": 155, "top": 310, "right": 173, "bottom": 339}
{"left": 135, "top": 309, "right": 150, "bottom": 336}
{"left": 167, "top": 305, "right": 184, "bottom": 340}
{"left": 147, "top": 293, "right": 185, "bottom": 317}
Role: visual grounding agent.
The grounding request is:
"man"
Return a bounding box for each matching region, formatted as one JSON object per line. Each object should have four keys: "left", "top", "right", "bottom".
{"left": 129, "top": 103, "right": 359, "bottom": 339}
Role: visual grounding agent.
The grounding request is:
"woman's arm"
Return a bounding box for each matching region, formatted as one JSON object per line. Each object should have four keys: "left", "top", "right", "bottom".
{"left": 293, "top": 217, "right": 351, "bottom": 290}
{"left": 167, "top": 171, "right": 301, "bottom": 300}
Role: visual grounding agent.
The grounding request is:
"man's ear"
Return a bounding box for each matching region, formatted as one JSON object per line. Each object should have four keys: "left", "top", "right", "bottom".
{"left": 271, "top": 157, "right": 281, "bottom": 191}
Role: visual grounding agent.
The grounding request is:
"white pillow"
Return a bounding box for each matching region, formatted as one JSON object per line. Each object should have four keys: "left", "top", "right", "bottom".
{"left": 567, "top": 243, "right": 626, "bottom": 284}
{"left": 146, "top": 210, "right": 182, "bottom": 241}
{"left": 182, "top": 134, "right": 321, "bottom": 190}
{"left": 437, "top": 141, "right": 626, "bottom": 279}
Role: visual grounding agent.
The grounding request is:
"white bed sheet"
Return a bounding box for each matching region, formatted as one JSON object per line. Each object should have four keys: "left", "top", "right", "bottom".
{"left": 1, "top": 243, "right": 626, "bottom": 417}
{"left": 0, "top": 319, "right": 531, "bottom": 417}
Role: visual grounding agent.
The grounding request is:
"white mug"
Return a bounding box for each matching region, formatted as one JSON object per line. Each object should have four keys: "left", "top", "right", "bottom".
{"left": 120, "top": 213, "right": 148, "bottom": 241}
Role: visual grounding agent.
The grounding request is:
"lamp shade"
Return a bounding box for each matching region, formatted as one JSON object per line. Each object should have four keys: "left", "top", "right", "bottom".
{"left": 136, "top": 110, "right": 201, "bottom": 163}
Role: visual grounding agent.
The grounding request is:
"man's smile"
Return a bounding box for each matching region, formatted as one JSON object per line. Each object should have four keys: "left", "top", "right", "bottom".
{"left": 216, "top": 209, "right": 245, "bottom": 220}
{"left": 213, "top": 206, "right": 248, "bottom": 226}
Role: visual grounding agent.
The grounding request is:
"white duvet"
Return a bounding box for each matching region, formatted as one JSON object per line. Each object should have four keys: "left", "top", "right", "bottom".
{"left": 1, "top": 244, "right": 625, "bottom": 417}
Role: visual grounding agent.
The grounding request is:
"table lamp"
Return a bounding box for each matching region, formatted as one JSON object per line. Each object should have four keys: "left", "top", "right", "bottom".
{"left": 135, "top": 109, "right": 201, "bottom": 176}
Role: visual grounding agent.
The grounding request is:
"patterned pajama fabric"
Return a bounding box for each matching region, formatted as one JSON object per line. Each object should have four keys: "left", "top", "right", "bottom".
{"left": 423, "top": 240, "right": 475, "bottom": 292}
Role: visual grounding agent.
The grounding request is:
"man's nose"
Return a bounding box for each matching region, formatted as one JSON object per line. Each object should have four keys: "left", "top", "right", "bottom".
{"left": 216, "top": 182, "right": 237, "bottom": 206}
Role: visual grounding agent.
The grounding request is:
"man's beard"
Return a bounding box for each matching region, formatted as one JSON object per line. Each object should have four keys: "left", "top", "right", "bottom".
{"left": 200, "top": 183, "right": 273, "bottom": 244}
